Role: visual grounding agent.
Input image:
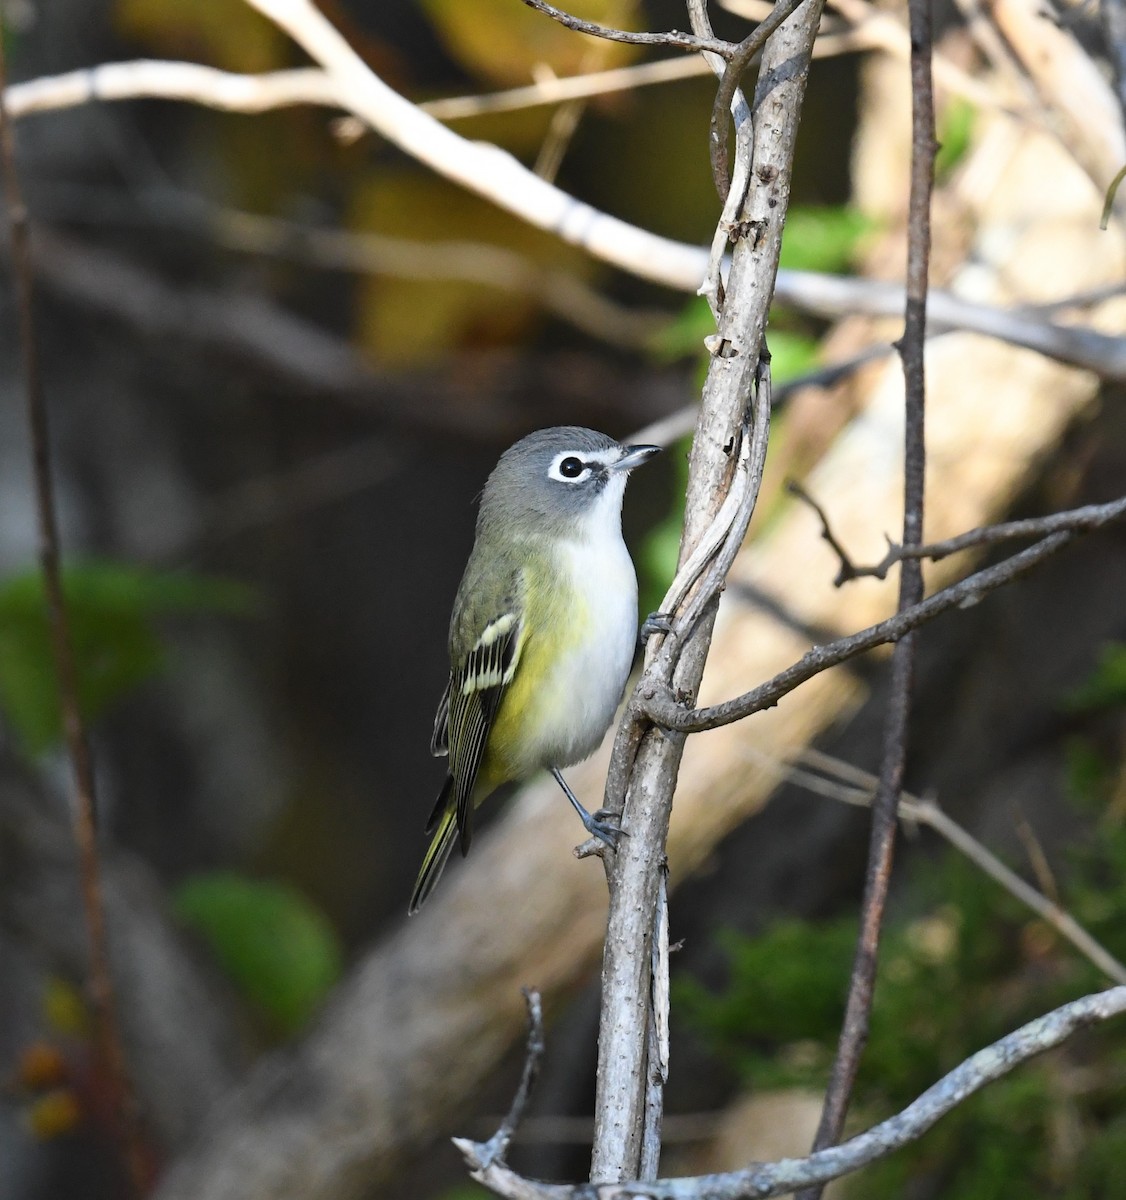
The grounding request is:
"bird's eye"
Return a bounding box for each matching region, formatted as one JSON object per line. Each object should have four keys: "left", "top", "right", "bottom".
{"left": 558, "top": 456, "right": 584, "bottom": 478}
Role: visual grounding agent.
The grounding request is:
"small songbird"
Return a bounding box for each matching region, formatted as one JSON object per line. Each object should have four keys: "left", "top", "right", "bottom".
{"left": 409, "top": 426, "right": 661, "bottom": 913}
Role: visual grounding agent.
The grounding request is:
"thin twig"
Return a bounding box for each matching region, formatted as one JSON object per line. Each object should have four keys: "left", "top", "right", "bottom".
{"left": 779, "top": 748, "right": 1126, "bottom": 986}
{"left": 456, "top": 987, "right": 1126, "bottom": 1198}
{"left": 640, "top": 864, "right": 671, "bottom": 1181}
{"left": 640, "top": 502, "right": 1126, "bottom": 733}
{"left": 471, "top": 988, "right": 547, "bottom": 1169}
{"left": 788, "top": 484, "right": 1126, "bottom": 585}
{"left": 591, "top": 1, "right": 809, "bottom": 1157}
{"left": 785, "top": 480, "right": 860, "bottom": 586}
{"left": 709, "top": 0, "right": 809, "bottom": 201}
{"left": 0, "top": 19, "right": 147, "bottom": 1196}
{"left": 686, "top": 0, "right": 754, "bottom": 317}
{"left": 520, "top": 0, "right": 738, "bottom": 56}
{"left": 5, "top": 61, "right": 1126, "bottom": 375}
{"left": 799, "top": 0, "right": 935, "bottom": 1169}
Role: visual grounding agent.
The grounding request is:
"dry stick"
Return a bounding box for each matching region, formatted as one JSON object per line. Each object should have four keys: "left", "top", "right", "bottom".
{"left": 474, "top": 989, "right": 547, "bottom": 1170}
{"left": 640, "top": 504, "right": 1126, "bottom": 734}
{"left": 6, "top": 63, "right": 1126, "bottom": 374}
{"left": 782, "top": 748, "right": 1126, "bottom": 986}
{"left": 0, "top": 22, "right": 147, "bottom": 1198}
{"left": 639, "top": 865, "right": 671, "bottom": 1181}
{"left": 787, "top": 483, "right": 1126, "bottom": 586}
{"left": 519, "top": 0, "right": 738, "bottom": 56}
{"left": 457, "top": 986, "right": 1126, "bottom": 1199}
{"left": 708, "top": 0, "right": 809, "bottom": 201}
{"left": 590, "top": 0, "right": 827, "bottom": 1170}
{"left": 797, "top": 0, "right": 935, "bottom": 1181}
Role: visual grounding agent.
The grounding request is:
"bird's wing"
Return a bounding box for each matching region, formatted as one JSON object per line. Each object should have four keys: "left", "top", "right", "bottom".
{"left": 446, "top": 607, "right": 525, "bottom": 854}
{"left": 429, "top": 681, "right": 450, "bottom": 758}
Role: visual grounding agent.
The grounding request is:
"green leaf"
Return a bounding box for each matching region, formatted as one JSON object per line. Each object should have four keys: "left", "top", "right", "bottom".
{"left": 1063, "top": 643, "right": 1126, "bottom": 714}
{"left": 779, "top": 206, "right": 878, "bottom": 274}
{"left": 766, "top": 329, "right": 821, "bottom": 383}
{"left": 935, "top": 97, "right": 976, "bottom": 182}
{"left": 649, "top": 296, "right": 715, "bottom": 363}
{"left": 0, "top": 561, "right": 255, "bottom": 755}
{"left": 173, "top": 872, "right": 343, "bottom": 1035}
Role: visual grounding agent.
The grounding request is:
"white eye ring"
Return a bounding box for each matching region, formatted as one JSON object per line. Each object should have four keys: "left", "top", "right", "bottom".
{"left": 548, "top": 452, "right": 592, "bottom": 484}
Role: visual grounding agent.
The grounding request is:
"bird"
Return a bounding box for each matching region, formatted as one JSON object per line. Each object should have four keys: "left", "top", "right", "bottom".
{"left": 409, "top": 426, "right": 661, "bottom": 913}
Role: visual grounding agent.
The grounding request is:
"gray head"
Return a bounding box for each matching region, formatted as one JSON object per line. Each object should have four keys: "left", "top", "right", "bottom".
{"left": 478, "top": 426, "right": 660, "bottom": 540}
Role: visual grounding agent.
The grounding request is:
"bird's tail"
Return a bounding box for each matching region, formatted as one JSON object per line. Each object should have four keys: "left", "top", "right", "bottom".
{"left": 409, "top": 798, "right": 458, "bottom": 914}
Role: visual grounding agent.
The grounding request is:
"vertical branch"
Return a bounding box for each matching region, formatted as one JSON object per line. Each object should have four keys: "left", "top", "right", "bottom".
{"left": 797, "top": 0, "right": 936, "bottom": 1188}
{"left": 0, "top": 19, "right": 147, "bottom": 1195}
{"left": 591, "top": 0, "right": 823, "bottom": 1182}
{"left": 638, "top": 864, "right": 670, "bottom": 1181}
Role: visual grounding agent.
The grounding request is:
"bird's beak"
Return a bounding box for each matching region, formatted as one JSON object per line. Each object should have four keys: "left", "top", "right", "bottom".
{"left": 612, "top": 444, "right": 662, "bottom": 472}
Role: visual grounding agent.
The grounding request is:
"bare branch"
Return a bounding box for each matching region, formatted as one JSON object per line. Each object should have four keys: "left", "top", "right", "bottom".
{"left": 4, "top": 59, "right": 1125, "bottom": 375}
{"left": 592, "top": 0, "right": 826, "bottom": 1172}
{"left": 457, "top": 987, "right": 1126, "bottom": 1198}
{"left": 708, "top": 0, "right": 810, "bottom": 200}
{"left": 468, "top": 989, "right": 547, "bottom": 1171}
{"left": 520, "top": 0, "right": 738, "bottom": 56}
{"left": 783, "top": 747, "right": 1126, "bottom": 988}
{"left": 4, "top": 59, "right": 341, "bottom": 116}
{"left": 799, "top": 0, "right": 937, "bottom": 1177}
{"left": 640, "top": 865, "right": 671, "bottom": 1180}
{"left": 641, "top": 497, "right": 1126, "bottom": 733}
{"left": 790, "top": 484, "right": 1126, "bottom": 585}
{"left": 0, "top": 21, "right": 146, "bottom": 1193}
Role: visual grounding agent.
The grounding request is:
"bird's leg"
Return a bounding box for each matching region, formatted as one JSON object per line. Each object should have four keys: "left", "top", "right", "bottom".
{"left": 640, "top": 612, "right": 674, "bottom": 641}
{"left": 550, "top": 767, "right": 626, "bottom": 850}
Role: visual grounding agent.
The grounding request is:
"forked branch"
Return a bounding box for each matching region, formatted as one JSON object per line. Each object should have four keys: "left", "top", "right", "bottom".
{"left": 456, "top": 987, "right": 1126, "bottom": 1198}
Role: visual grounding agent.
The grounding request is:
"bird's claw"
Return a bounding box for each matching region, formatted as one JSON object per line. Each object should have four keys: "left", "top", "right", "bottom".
{"left": 641, "top": 612, "right": 674, "bottom": 640}
{"left": 584, "top": 808, "right": 627, "bottom": 851}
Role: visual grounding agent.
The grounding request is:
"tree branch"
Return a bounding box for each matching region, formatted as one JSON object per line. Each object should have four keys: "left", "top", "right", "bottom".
{"left": 778, "top": 748, "right": 1126, "bottom": 986}
{"left": 708, "top": 0, "right": 810, "bottom": 201}
{"left": 640, "top": 496, "right": 1126, "bottom": 733}
{"left": 798, "top": 0, "right": 936, "bottom": 1177}
{"left": 5, "top": 59, "right": 1126, "bottom": 377}
{"left": 519, "top": 0, "right": 738, "bottom": 56}
{"left": 0, "top": 20, "right": 146, "bottom": 1193}
{"left": 789, "top": 482, "right": 1126, "bottom": 586}
{"left": 457, "top": 987, "right": 1126, "bottom": 1198}
{"left": 470, "top": 989, "right": 547, "bottom": 1170}
{"left": 591, "top": 0, "right": 825, "bottom": 1179}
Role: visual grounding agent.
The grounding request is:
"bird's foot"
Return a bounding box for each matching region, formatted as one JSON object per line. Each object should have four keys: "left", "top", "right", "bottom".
{"left": 552, "top": 768, "right": 627, "bottom": 853}
{"left": 582, "top": 807, "right": 627, "bottom": 851}
{"left": 641, "top": 611, "right": 674, "bottom": 640}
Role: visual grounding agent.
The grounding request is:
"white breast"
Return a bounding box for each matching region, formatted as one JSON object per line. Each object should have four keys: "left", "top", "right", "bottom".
{"left": 537, "top": 485, "right": 639, "bottom": 768}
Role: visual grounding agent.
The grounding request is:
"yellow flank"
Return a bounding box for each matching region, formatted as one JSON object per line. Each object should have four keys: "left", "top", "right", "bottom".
{"left": 475, "top": 555, "right": 588, "bottom": 791}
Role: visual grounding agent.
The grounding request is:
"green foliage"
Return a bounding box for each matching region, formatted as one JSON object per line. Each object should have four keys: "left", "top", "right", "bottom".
{"left": 767, "top": 330, "right": 822, "bottom": 382}
{"left": 935, "top": 97, "right": 976, "bottom": 182}
{"left": 0, "top": 561, "right": 254, "bottom": 756}
{"left": 650, "top": 296, "right": 715, "bottom": 366}
{"left": 778, "top": 206, "right": 878, "bottom": 274}
{"left": 673, "top": 848, "right": 1126, "bottom": 1197}
{"left": 173, "top": 872, "right": 343, "bottom": 1036}
{"left": 1063, "top": 642, "right": 1126, "bottom": 714}
{"left": 654, "top": 205, "right": 871, "bottom": 368}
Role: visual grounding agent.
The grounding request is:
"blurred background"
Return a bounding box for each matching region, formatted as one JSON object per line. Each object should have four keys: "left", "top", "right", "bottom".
{"left": 1, "top": 1, "right": 1125, "bottom": 1198}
